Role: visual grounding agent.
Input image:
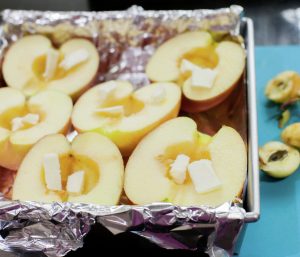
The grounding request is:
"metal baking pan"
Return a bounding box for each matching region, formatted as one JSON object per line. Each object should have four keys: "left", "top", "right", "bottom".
{"left": 242, "top": 17, "right": 260, "bottom": 222}
{"left": 0, "top": 7, "right": 260, "bottom": 256}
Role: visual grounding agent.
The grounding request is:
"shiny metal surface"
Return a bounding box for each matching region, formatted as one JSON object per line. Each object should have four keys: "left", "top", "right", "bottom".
{"left": 242, "top": 18, "right": 260, "bottom": 222}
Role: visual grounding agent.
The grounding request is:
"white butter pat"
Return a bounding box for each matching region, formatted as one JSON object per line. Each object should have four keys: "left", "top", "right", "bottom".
{"left": 96, "top": 105, "right": 124, "bottom": 116}
{"left": 60, "top": 49, "right": 89, "bottom": 70}
{"left": 188, "top": 159, "right": 221, "bottom": 193}
{"left": 170, "top": 154, "right": 190, "bottom": 184}
{"left": 11, "top": 117, "right": 23, "bottom": 132}
{"left": 66, "top": 170, "right": 85, "bottom": 194}
{"left": 11, "top": 113, "right": 39, "bottom": 132}
{"left": 43, "top": 49, "right": 59, "bottom": 80}
{"left": 43, "top": 153, "right": 62, "bottom": 191}
{"left": 151, "top": 85, "right": 166, "bottom": 104}
{"left": 99, "top": 81, "right": 117, "bottom": 101}
{"left": 180, "top": 59, "right": 217, "bottom": 89}
{"left": 191, "top": 67, "right": 218, "bottom": 88}
{"left": 22, "top": 113, "right": 39, "bottom": 124}
{"left": 180, "top": 59, "right": 197, "bottom": 73}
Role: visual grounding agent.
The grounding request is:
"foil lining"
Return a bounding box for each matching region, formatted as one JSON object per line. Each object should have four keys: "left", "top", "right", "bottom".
{"left": 0, "top": 5, "right": 247, "bottom": 257}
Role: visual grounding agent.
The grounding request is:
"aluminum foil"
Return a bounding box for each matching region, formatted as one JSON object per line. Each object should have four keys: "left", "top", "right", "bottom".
{"left": 0, "top": 5, "right": 247, "bottom": 257}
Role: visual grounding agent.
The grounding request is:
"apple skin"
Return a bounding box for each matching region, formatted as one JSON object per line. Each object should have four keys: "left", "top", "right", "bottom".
{"left": 70, "top": 72, "right": 98, "bottom": 101}
{"left": 146, "top": 31, "right": 213, "bottom": 82}
{"left": 2, "top": 35, "right": 100, "bottom": 100}
{"left": 68, "top": 132, "right": 124, "bottom": 205}
{"left": 124, "top": 117, "right": 247, "bottom": 207}
{"left": 146, "top": 32, "right": 246, "bottom": 112}
{"left": 72, "top": 81, "right": 181, "bottom": 157}
{"left": 181, "top": 73, "right": 244, "bottom": 113}
{"left": 0, "top": 140, "right": 29, "bottom": 171}
{"left": 0, "top": 89, "right": 73, "bottom": 170}
{"left": 12, "top": 132, "right": 124, "bottom": 204}
{"left": 0, "top": 123, "right": 71, "bottom": 171}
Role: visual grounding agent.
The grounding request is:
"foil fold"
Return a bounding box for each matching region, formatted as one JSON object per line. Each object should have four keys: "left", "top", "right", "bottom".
{"left": 0, "top": 197, "right": 245, "bottom": 256}
{"left": 0, "top": 6, "right": 247, "bottom": 257}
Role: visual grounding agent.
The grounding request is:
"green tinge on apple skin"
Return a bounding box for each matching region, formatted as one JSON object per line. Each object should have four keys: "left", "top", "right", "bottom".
{"left": 197, "top": 131, "right": 212, "bottom": 145}
{"left": 259, "top": 141, "right": 300, "bottom": 179}
{"left": 260, "top": 169, "right": 298, "bottom": 179}
{"left": 90, "top": 127, "right": 135, "bottom": 155}
{"left": 91, "top": 127, "right": 124, "bottom": 144}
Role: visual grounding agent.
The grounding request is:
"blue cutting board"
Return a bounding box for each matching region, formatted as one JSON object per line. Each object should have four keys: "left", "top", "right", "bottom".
{"left": 239, "top": 46, "right": 300, "bottom": 257}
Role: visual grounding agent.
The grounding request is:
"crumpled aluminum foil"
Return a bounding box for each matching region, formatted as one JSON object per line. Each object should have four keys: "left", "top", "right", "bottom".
{"left": 0, "top": 5, "right": 247, "bottom": 257}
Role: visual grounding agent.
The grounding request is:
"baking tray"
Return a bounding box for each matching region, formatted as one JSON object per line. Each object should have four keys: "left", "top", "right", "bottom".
{"left": 0, "top": 7, "right": 260, "bottom": 256}
{"left": 241, "top": 17, "right": 260, "bottom": 222}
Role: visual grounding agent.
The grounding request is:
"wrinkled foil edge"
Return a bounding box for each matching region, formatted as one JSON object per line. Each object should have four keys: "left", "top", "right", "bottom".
{"left": 0, "top": 5, "right": 247, "bottom": 257}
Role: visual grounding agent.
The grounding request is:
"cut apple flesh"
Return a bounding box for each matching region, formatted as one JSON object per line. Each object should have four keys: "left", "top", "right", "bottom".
{"left": 0, "top": 88, "right": 72, "bottom": 170}
{"left": 182, "top": 41, "right": 245, "bottom": 100}
{"left": 124, "top": 117, "right": 247, "bottom": 207}
{"left": 146, "top": 31, "right": 245, "bottom": 112}
{"left": 72, "top": 80, "right": 181, "bottom": 156}
{"left": 12, "top": 132, "right": 124, "bottom": 204}
{"left": 3, "top": 35, "right": 99, "bottom": 98}
{"left": 146, "top": 31, "right": 213, "bottom": 82}
{"left": 180, "top": 45, "right": 219, "bottom": 69}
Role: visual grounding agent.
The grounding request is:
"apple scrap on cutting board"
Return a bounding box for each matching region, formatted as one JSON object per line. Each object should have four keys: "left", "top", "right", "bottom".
{"left": 260, "top": 71, "right": 300, "bottom": 178}
{"left": 0, "top": 30, "right": 250, "bottom": 207}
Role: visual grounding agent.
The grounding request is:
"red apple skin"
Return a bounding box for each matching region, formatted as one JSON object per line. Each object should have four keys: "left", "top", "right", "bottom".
{"left": 181, "top": 73, "right": 244, "bottom": 113}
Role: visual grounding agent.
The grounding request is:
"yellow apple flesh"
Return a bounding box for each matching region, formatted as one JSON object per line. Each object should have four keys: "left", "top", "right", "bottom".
{"left": 124, "top": 117, "right": 247, "bottom": 207}
{"left": 146, "top": 31, "right": 213, "bottom": 82}
{"left": 12, "top": 132, "right": 124, "bottom": 204}
{"left": 0, "top": 88, "right": 72, "bottom": 170}
{"left": 146, "top": 31, "right": 245, "bottom": 112}
{"left": 182, "top": 42, "right": 245, "bottom": 112}
{"left": 72, "top": 81, "right": 181, "bottom": 156}
{"left": 3, "top": 35, "right": 99, "bottom": 99}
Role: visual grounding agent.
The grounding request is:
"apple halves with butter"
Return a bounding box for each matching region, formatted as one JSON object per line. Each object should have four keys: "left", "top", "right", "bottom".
{"left": 0, "top": 88, "right": 72, "bottom": 170}
{"left": 72, "top": 80, "right": 181, "bottom": 156}
{"left": 12, "top": 132, "right": 124, "bottom": 205}
{"left": 146, "top": 31, "right": 246, "bottom": 112}
{"left": 2, "top": 35, "right": 99, "bottom": 99}
{"left": 124, "top": 117, "right": 247, "bottom": 207}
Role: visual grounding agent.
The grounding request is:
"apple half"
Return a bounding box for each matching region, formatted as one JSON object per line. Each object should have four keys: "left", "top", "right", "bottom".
{"left": 146, "top": 31, "right": 246, "bottom": 112}
{"left": 72, "top": 80, "right": 181, "bottom": 156}
{"left": 2, "top": 35, "right": 99, "bottom": 99}
{"left": 0, "top": 88, "right": 72, "bottom": 170}
{"left": 12, "top": 132, "right": 124, "bottom": 204}
{"left": 124, "top": 117, "right": 247, "bottom": 207}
